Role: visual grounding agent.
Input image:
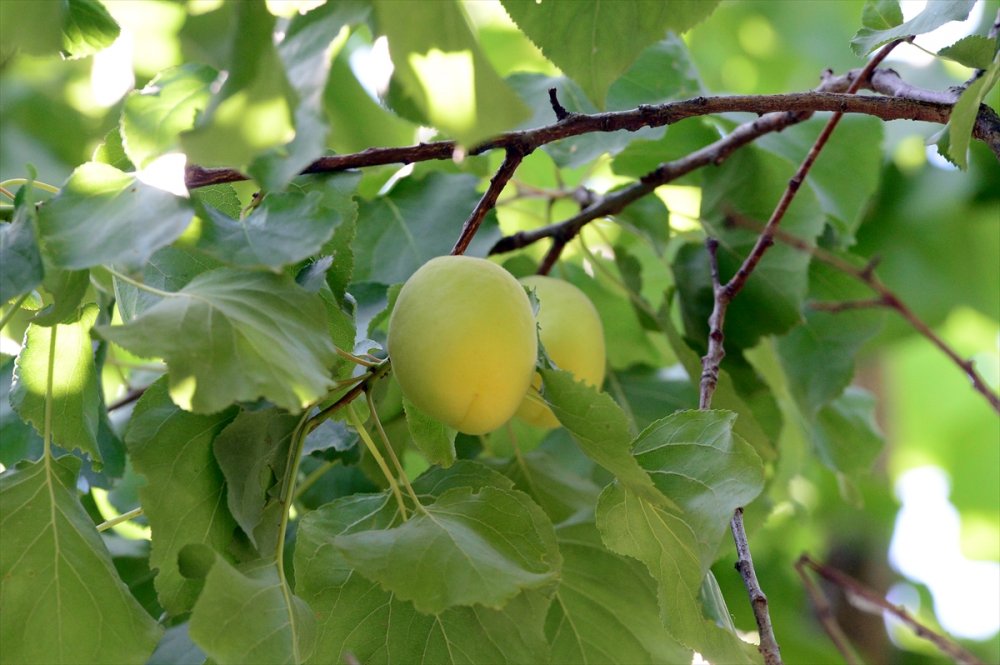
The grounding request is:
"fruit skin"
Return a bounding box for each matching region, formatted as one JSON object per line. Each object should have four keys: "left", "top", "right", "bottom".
{"left": 387, "top": 256, "right": 537, "bottom": 435}
{"left": 518, "top": 275, "right": 606, "bottom": 428}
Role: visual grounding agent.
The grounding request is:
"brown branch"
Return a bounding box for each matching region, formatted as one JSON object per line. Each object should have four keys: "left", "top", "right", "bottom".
{"left": 727, "top": 213, "right": 1000, "bottom": 415}
{"left": 107, "top": 387, "right": 146, "bottom": 411}
{"left": 798, "top": 554, "right": 985, "bottom": 665}
{"left": 548, "top": 87, "right": 572, "bottom": 121}
{"left": 731, "top": 508, "right": 782, "bottom": 665}
{"left": 451, "top": 147, "right": 527, "bottom": 255}
{"left": 183, "top": 81, "right": 1000, "bottom": 190}
{"left": 793, "top": 557, "right": 863, "bottom": 665}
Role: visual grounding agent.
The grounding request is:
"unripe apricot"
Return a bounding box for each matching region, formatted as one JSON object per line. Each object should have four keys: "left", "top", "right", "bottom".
{"left": 518, "top": 275, "right": 605, "bottom": 428}
{"left": 387, "top": 256, "right": 537, "bottom": 435}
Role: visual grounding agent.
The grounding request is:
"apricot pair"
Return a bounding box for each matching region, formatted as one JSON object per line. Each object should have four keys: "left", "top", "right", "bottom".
{"left": 387, "top": 256, "right": 605, "bottom": 435}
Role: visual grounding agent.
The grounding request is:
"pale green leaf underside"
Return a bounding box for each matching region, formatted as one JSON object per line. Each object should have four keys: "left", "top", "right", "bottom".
{"left": 852, "top": 0, "right": 976, "bottom": 55}
{"left": 0, "top": 456, "right": 161, "bottom": 664}
{"left": 99, "top": 268, "right": 338, "bottom": 414}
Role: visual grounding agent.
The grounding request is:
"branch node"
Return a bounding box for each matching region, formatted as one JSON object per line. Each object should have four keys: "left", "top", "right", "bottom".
{"left": 548, "top": 88, "right": 571, "bottom": 121}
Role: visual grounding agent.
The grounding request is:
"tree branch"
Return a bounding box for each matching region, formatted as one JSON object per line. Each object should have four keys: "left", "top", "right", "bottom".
{"left": 183, "top": 75, "right": 1000, "bottom": 190}
{"left": 451, "top": 146, "right": 527, "bottom": 255}
{"left": 798, "top": 554, "right": 985, "bottom": 665}
{"left": 793, "top": 556, "right": 863, "bottom": 665}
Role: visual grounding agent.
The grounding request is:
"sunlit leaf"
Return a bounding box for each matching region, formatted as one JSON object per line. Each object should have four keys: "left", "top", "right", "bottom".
{"left": 938, "top": 34, "right": 997, "bottom": 70}
{"left": 10, "top": 304, "right": 101, "bottom": 461}
{"left": 0, "top": 456, "right": 161, "bottom": 664}
{"left": 61, "top": 0, "right": 120, "bottom": 59}
{"left": 852, "top": 0, "right": 976, "bottom": 55}
{"left": 37, "top": 162, "right": 194, "bottom": 271}
{"left": 99, "top": 268, "right": 338, "bottom": 414}
{"left": 947, "top": 54, "right": 999, "bottom": 169}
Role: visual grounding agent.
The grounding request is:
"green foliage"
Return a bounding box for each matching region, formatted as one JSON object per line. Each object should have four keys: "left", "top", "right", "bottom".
{"left": 1, "top": 2, "right": 997, "bottom": 664}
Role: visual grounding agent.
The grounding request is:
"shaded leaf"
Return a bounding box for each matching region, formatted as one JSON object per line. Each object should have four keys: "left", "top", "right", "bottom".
{"left": 500, "top": 0, "right": 719, "bottom": 107}
{"left": 403, "top": 395, "right": 457, "bottom": 468}
{"left": 98, "top": 268, "right": 338, "bottom": 414}
{"left": 124, "top": 378, "right": 239, "bottom": 615}
{"left": 0, "top": 357, "right": 43, "bottom": 467}
{"left": 498, "top": 449, "right": 602, "bottom": 525}
{"left": 186, "top": 552, "right": 316, "bottom": 665}
{"left": 11, "top": 304, "right": 101, "bottom": 461}
{"left": 30, "top": 267, "right": 90, "bottom": 326}
{"left": 410, "top": 459, "right": 516, "bottom": 499}
{"left": 811, "top": 387, "right": 884, "bottom": 476}
{"left": 37, "top": 162, "right": 194, "bottom": 271}
{"left": 113, "top": 245, "right": 224, "bottom": 322}
{"left": 852, "top": 0, "right": 976, "bottom": 55}
{"left": 0, "top": 184, "right": 43, "bottom": 304}
{"left": 0, "top": 456, "right": 161, "bottom": 664}
{"left": 334, "top": 485, "right": 560, "bottom": 614}
{"left": 548, "top": 523, "right": 691, "bottom": 664}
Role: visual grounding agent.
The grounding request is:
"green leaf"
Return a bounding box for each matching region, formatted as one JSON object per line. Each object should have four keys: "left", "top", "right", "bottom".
{"left": 353, "top": 172, "right": 499, "bottom": 284}
{"left": 548, "top": 523, "right": 692, "bottom": 664}
{"left": 596, "top": 484, "right": 758, "bottom": 664}
{"left": 93, "top": 126, "right": 135, "bottom": 171}
{"left": 852, "top": 0, "right": 976, "bottom": 55}
{"left": 122, "top": 64, "right": 217, "bottom": 169}
{"left": 498, "top": 449, "right": 602, "bottom": 525}
{"left": 194, "top": 191, "right": 342, "bottom": 271}
{"left": 947, "top": 54, "right": 1000, "bottom": 169}
{"left": 402, "top": 395, "right": 457, "bottom": 468}
{"left": 540, "top": 368, "right": 673, "bottom": 509}
{"left": 181, "top": 1, "right": 295, "bottom": 169}
{"left": 631, "top": 410, "right": 764, "bottom": 569}
{"left": 62, "top": 0, "right": 120, "bottom": 59}
{"left": 213, "top": 409, "right": 304, "bottom": 553}
{"left": 609, "top": 366, "right": 698, "bottom": 431}
{"left": 0, "top": 185, "right": 43, "bottom": 304}
{"left": 11, "top": 304, "right": 101, "bottom": 461}
{"left": 373, "top": 0, "right": 530, "bottom": 146}
{"left": 37, "top": 162, "right": 194, "bottom": 271}
{"left": 334, "top": 485, "right": 560, "bottom": 614}
{"left": 124, "top": 378, "right": 239, "bottom": 615}
{"left": 0, "top": 456, "right": 161, "bottom": 664}
{"left": 295, "top": 493, "right": 551, "bottom": 664}
{"left": 98, "top": 268, "right": 338, "bottom": 414}
{"left": 861, "top": 0, "right": 903, "bottom": 29}
{"left": 31, "top": 267, "right": 90, "bottom": 326}
{"left": 0, "top": 0, "right": 64, "bottom": 57}
{"left": 249, "top": 1, "right": 370, "bottom": 190}
{"left": 410, "top": 459, "right": 516, "bottom": 499}
{"left": 187, "top": 553, "right": 316, "bottom": 665}
{"left": 321, "top": 212, "right": 356, "bottom": 306}
{"left": 191, "top": 183, "right": 242, "bottom": 219}
{"left": 500, "top": 0, "right": 719, "bottom": 107}
{"left": 811, "top": 387, "right": 884, "bottom": 476}
{"left": 113, "top": 245, "right": 224, "bottom": 322}
{"left": 0, "top": 357, "right": 43, "bottom": 467}
{"left": 938, "top": 34, "right": 997, "bottom": 70}
{"left": 776, "top": 258, "right": 885, "bottom": 417}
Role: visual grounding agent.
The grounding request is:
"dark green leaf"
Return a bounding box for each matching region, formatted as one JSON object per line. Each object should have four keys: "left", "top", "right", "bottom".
{"left": 321, "top": 212, "right": 356, "bottom": 306}
{"left": 812, "top": 387, "right": 884, "bottom": 475}
{"left": 500, "top": 0, "right": 719, "bottom": 107}
{"left": 410, "top": 459, "right": 516, "bottom": 499}
{"left": 187, "top": 553, "right": 316, "bottom": 665}
{"left": 402, "top": 395, "right": 457, "bottom": 468}
{"left": 295, "top": 493, "right": 551, "bottom": 664}
{"left": 334, "top": 485, "right": 560, "bottom": 614}
{"left": 852, "top": 0, "right": 976, "bottom": 55}
{"left": 98, "top": 268, "right": 338, "bottom": 414}
{"left": 0, "top": 456, "right": 161, "bottom": 664}
{"left": 62, "top": 0, "right": 120, "bottom": 59}
{"left": 191, "top": 184, "right": 242, "bottom": 219}
{"left": 11, "top": 304, "right": 101, "bottom": 461}
{"left": 31, "top": 267, "right": 90, "bottom": 326}
{"left": 498, "top": 449, "right": 602, "bottom": 524}
{"left": 548, "top": 523, "right": 691, "bottom": 664}
{"left": 194, "top": 191, "right": 342, "bottom": 271}
{"left": 540, "top": 368, "right": 674, "bottom": 509}
{"left": 373, "top": 0, "right": 530, "bottom": 146}
{"left": 938, "top": 34, "right": 997, "bottom": 70}
{"left": 213, "top": 409, "right": 304, "bottom": 553}
{"left": 124, "top": 378, "right": 239, "bottom": 615}
{"left": 122, "top": 64, "right": 217, "bottom": 169}
{"left": 0, "top": 357, "right": 43, "bottom": 467}
{"left": 609, "top": 366, "right": 698, "bottom": 431}
{"left": 0, "top": 185, "right": 43, "bottom": 304}
{"left": 353, "top": 173, "right": 499, "bottom": 284}
{"left": 37, "top": 162, "right": 194, "bottom": 271}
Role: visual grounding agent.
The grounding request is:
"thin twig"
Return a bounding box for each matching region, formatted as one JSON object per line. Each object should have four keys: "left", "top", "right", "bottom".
{"left": 798, "top": 554, "right": 984, "bottom": 665}
{"left": 731, "top": 508, "right": 782, "bottom": 665}
{"left": 183, "top": 86, "right": 1000, "bottom": 190}
{"left": 451, "top": 147, "right": 527, "bottom": 255}
{"left": 726, "top": 213, "right": 1000, "bottom": 415}
{"left": 794, "top": 556, "right": 864, "bottom": 665}
{"left": 95, "top": 506, "right": 145, "bottom": 533}
{"left": 107, "top": 387, "right": 146, "bottom": 412}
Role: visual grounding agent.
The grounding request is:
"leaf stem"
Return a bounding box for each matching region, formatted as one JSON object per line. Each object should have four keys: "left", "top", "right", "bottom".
{"left": 0, "top": 292, "right": 31, "bottom": 333}
{"left": 335, "top": 347, "right": 381, "bottom": 368}
{"left": 0, "top": 178, "right": 60, "bottom": 195}
{"left": 346, "top": 405, "right": 409, "bottom": 521}
{"left": 43, "top": 326, "right": 57, "bottom": 461}
{"left": 104, "top": 267, "right": 178, "bottom": 299}
{"left": 366, "top": 391, "right": 424, "bottom": 513}
{"left": 96, "top": 506, "right": 145, "bottom": 533}
{"left": 292, "top": 458, "right": 341, "bottom": 503}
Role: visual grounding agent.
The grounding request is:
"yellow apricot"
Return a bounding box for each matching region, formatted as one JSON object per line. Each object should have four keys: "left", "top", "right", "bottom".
{"left": 387, "top": 256, "right": 537, "bottom": 435}
{"left": 518, "top": 275, "right": 606, "bottom": 428}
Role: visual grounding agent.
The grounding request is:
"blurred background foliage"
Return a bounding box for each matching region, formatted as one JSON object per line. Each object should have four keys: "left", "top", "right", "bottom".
{"left": 1, "top": 1, "right": 997, "bottom": 664}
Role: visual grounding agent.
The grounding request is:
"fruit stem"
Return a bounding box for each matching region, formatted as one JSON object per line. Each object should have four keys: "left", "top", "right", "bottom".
{"left": 347, "top": 405, "right": 409, "bottom": 521}
{"left": 366, "top": 391, "right": 426, "bottom": 514}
